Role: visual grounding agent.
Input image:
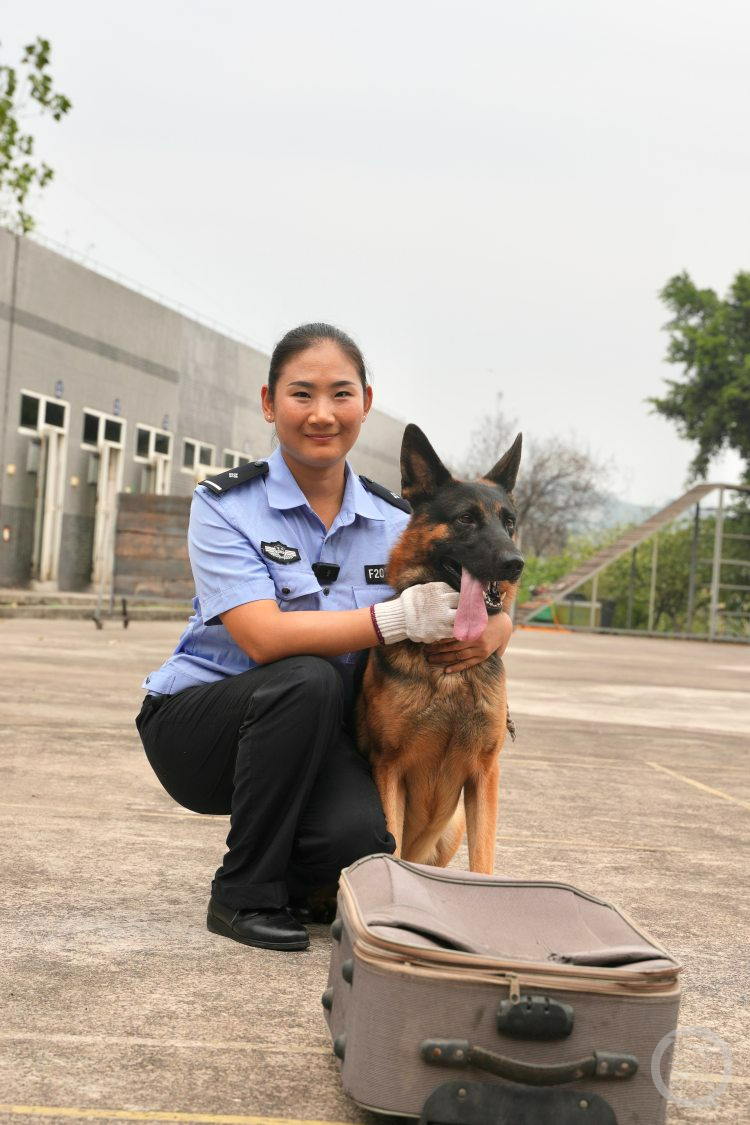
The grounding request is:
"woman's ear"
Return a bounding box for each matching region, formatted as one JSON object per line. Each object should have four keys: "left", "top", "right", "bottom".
{"left": 362, "top": 384, "right": 373, "bottom": 421}
{"left": 260, "top": 384, "right": 274, "bottom": 422}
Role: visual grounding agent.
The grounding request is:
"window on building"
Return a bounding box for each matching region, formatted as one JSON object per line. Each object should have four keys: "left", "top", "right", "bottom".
{"left": 223, "top": 448, "right": 246, "bottom": 468}
{"left": 44, "top": 401, "right": 66, "bottom": 429}
{"left": 82, "top": 412, "right": 99, "bottom": 447}
{"left": 18, "top": 391, "right": 68, "bottom": 434}
{"left": 82, "top": 410, "right": 125, "bottom": 449}
{"left": 20, "top": 394, "right": 40, "bottom": 431}
{"left": 135, "top": 425, "right": 171, "bottom": 462}
{"left": 104, "top": 418, "right": 123, "bottom": 444}
{"left": 136, "top": 427, "right": 150, "bottom": 458}
{"left": 182, "top": 439, "right": 216, "bottom": 473}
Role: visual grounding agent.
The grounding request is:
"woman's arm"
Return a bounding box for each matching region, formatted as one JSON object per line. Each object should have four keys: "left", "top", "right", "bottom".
{"left": 222, "top": 583, "right": 461, "bottom": 665}
{"left": 222, "top": 600, "right": 378, "bottom": 664}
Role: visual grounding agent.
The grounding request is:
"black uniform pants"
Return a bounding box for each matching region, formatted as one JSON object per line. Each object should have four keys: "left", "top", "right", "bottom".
{"left": 135, "top": 655, "right": 395, "bottom": 910}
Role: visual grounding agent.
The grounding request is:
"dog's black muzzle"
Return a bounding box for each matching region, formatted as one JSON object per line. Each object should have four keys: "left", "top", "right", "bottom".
{"left": 500, "top": 556, "right": 524, "bottom": 583}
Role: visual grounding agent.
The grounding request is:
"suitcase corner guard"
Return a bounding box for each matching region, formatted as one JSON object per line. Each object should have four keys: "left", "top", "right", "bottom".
{"left": 418, "top": 1080, "right": 618, "bottom": 1125}
{"left": 420, "top": 1039, "right": 638, "bottom": 1086}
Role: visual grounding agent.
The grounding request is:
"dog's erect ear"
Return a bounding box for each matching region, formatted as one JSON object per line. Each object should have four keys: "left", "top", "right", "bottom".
{"left": 484, "top": 433, "right": 523, "bottom": 494}
{"left": 401, "top": 423, "right": 452, "bottom": 504}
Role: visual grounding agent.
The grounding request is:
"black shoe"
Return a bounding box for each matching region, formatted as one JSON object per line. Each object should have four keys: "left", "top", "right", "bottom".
{"left": 288, "top": 900, "right": 314, "bottom": 924}
{"left": 206, "top": 896, "right": 310, "bottom": 951}
{"left": 289, "top": 884, "right": 339, "bottom": 925}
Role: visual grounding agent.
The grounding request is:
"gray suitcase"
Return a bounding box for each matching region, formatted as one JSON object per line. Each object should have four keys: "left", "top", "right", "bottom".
{"left": 323, "top": 855, "right": 682, "bottom": 1123}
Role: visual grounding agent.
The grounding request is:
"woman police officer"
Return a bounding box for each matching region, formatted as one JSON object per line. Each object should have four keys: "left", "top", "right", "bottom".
{"left": 136, "top": 323, "right": 512, "bottom": 951}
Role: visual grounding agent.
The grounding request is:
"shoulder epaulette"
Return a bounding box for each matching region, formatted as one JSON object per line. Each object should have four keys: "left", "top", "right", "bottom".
{"left": 200, "top": 460, "right": 269, "bottom": 495}
{"left": 359, "top": 475, "right": 412, "bottom": 514}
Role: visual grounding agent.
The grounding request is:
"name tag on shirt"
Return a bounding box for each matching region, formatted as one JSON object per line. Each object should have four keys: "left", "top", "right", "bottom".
{"left": 364, "top": 564, "right": 388, "bottom": 585}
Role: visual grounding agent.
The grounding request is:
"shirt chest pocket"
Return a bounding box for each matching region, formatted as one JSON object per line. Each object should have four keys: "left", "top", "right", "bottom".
{"left": 271, "top": 567, "right": 322, "bottom": 610}
{"left": 352, "top": 584, "right": 396, "bottom": 609}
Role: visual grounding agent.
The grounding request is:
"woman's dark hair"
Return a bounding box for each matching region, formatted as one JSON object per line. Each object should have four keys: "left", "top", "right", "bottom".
{"left": 267, "top": 323, "right": 368, "bottom": 399}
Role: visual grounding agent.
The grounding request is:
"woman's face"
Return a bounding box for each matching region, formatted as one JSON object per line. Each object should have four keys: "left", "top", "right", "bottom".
{"left": 261, "top": 340, "right": 373, "bottom": 473}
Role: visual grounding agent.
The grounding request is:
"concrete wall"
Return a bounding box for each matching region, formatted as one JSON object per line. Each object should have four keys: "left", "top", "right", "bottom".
{"left": 0, "top": 229, "right": 405, "bottom": 589}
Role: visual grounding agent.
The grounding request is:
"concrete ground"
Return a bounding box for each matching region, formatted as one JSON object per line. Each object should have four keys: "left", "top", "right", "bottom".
{"left": 0, "top": 619, "right": 748, "bottom": 1125}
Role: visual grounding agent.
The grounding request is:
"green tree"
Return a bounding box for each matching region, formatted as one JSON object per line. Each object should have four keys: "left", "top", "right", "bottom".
{"left": 651, "top": 271, "right": 750, "bottom": 482}
{"left": 0, "top": 37, "right": 72, "bottom": 233}
{"left": 596, "top": 521, "right": 708, "bottom": 633}
{"left": 517, "top": 532, "right": 611, "bottom": 608}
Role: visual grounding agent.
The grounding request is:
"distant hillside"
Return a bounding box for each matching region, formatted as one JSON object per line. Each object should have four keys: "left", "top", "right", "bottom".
{"left": 592, "top": 494, "right": 656, "bottom": 530}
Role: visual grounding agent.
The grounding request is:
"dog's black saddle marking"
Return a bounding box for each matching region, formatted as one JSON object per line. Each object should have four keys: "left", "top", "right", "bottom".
{"left": 200, "top": 461, "right": 269, "bottom": 495}
{"left": 360, "top": 475, "right": 412, "bottom": 514}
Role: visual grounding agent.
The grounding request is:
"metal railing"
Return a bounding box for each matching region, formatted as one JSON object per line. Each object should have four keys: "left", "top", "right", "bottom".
{"left": 520, "top": 483, "right": 750, "bottom": 643}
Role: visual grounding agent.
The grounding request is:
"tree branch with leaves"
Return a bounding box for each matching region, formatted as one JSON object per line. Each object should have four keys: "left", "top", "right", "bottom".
{"left": 0, "top": 36, "right": 72, "bottom": 234}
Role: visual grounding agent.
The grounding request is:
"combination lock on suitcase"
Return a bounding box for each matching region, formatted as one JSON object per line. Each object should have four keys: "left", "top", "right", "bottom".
{"left": 323, "top": 855, "right": 682, "bottom": 1123}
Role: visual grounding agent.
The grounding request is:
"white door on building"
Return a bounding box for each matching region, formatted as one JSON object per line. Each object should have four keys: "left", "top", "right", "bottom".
{"left": 91, "top": 442, "right": 124, "bottom": 589}
{"left": 152, "top": 451, "right": 170, "bottom": 495}
{"left": 82, "top": 409, "right": 127, "bottom": 592}
{"left": 21, "top": 393, "right": 69, "bottom": 589}
{"left": 30, "top": 426, "right": 68, "bottom": 586}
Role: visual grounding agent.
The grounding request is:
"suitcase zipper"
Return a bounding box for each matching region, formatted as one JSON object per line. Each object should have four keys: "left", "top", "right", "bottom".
{"left": 352, "top": 945, "right": 680, "bottom": 999}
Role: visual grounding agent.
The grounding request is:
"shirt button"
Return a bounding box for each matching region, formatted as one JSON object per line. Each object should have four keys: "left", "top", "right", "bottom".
{"left": 323, "top": 588, "right": 330, "bottom": 596}
{"left": 281, "top": 586, "right": 290, "bottom": 595}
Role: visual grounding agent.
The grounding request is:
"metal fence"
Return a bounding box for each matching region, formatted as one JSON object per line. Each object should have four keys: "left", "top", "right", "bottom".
{"left": 520, "top": 483, "right": 750, "bottom": 643}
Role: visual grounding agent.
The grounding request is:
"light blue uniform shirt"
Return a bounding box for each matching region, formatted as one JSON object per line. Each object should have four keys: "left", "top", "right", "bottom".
{"left": 142, "top": 447, "right": 410, "bottom": 698}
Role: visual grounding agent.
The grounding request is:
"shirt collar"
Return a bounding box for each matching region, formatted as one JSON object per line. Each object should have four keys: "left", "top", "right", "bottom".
{"left": 264, "top": 447, "right": 309, "bottom": 510}
{"left": 264, "top": 447, "right": 385, "bottom": 521}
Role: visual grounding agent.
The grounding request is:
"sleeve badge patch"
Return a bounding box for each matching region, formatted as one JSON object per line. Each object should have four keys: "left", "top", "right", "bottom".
{"left": 261, "top": 541, "right": 302, "bottom": 565}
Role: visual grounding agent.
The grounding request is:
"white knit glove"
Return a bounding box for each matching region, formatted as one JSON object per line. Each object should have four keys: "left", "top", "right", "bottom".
{"left": 371, "top": 582, "right": 459, "bottom": 644}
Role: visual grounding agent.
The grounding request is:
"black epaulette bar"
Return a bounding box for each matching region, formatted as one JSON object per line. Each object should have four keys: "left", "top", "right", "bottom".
{"left": 200, "top": 461, "right": 269, "bottom": 495}
{"left": 359, "top": 475, "right": 412, "bottom": 514}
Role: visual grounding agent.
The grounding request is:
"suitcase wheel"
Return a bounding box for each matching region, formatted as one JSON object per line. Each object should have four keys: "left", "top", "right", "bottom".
{"left": 333, "top": 1033, "right": 346, "bottom": 1061}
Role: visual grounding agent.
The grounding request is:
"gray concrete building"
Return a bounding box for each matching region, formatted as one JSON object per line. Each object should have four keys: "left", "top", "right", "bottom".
{"left": 0, "top": 229, "right": 404, "bottom": 591}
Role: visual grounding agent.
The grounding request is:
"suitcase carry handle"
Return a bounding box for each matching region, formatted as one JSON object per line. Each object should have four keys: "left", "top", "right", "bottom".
{"left": 418, "top": 1080, "right": 618, "bottom": 1125}
{"left": 420, "top": 1039, "right": 638, "bottom": 1087}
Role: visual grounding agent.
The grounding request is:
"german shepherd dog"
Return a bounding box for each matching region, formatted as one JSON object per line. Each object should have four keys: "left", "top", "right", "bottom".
{"left": 356, "top": 424, "right": 524, "bottom": 875}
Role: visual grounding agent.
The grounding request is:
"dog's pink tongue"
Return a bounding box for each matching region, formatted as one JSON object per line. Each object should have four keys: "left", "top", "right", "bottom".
{"left": 453, "top": 568, "right": 488, "bottom": 642}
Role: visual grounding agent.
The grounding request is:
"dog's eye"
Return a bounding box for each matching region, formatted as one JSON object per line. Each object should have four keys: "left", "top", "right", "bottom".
{"left": 457, "top": 512, "right": 476, "bottom": 526}
{"left": 504, "top": 518, "right": 516, "bottom": 534}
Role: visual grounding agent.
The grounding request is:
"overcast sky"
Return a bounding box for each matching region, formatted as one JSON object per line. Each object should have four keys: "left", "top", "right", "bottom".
{"left": 4, "top": 1, "right": 749, "bottom": 504}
